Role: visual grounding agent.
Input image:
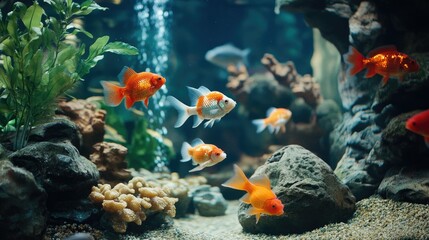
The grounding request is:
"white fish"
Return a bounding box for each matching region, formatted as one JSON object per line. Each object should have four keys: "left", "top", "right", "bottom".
{"left": 167, "top": 86, "right": 236, "bottom": 128}
{"left": 205, "top": 43, "right": 251, "bottom": 69}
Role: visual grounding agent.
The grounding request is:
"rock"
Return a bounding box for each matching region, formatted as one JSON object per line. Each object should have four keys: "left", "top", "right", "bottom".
{"left": 0, "top": 160, "right": 47, "bottom": 240}
{"left": 57, "top": 99, "right": 106, "bottom": 157}
{"left": 276, "top": 0, "right": 352, "bottom": 53}
{"left": 278, "top": 0, "right": 429, "bottom": 206}
{"left": 29, "top": 118, "right": 81, "bottom": 149}
{"left": 9, "top": 141, "right": 99, "bottom": 201}
{"left": 349, "top": 1, "right": 382, "bottom": 50}
{"left": 379, "top": 111, "right": 429, "bottom": 165}
{"left": 316, "top": 99, "right": 342, "bottom": 133}
{"left": 238, "top": 145, "right": 356, "bottom": 234}
{"left": 193, "top": 186, "right": 228, "bottom": 217}
{"left": 89, "top": 142, "right": 131, "bottom": 185}
{"left": 378, "top": 167, "right": 429, "bottom": 204}
{"left": 49, "top": 198, "right": 101, "bottom": 224}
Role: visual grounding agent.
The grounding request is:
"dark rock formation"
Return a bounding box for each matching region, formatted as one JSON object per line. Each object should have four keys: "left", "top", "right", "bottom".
{"left": 9, "top": 142, "right": 99, "bottom": 201}
{"left": 0, "top": 160, "right": 47, "bottom": 240}
{"left": 378, "top": 167, "right": 429, "bottom": 204}
{"left": 29, "top": 118, "right": 81, "bottom": 149}
{"left": 238, "top": 145, "right": 355, "bottom": 234}
{"left": 277, "top": 0, "right": 429, "bottom": 202}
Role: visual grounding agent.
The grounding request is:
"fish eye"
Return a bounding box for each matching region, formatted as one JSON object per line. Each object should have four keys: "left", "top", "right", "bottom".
{"left": 413, "top": 122, "right": 417, "bottom": 126}
{"left": 216, "top": 153, "right": 220, "bottom": 156}
{"left": 157, "top": 77, "right": 162, "bottom": 81}
{"left": 272, "top": 205, "right": 276, "bottom": 208}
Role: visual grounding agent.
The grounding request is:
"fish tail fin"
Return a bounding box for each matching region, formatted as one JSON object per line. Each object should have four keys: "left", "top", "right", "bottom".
{"left": 101, "top": 81, "right": 124, "bottom": 106}
{"left": 252, "top": 119, "right": 267, "bottom": 133}
{"left": 344, "top": 46, "right": 365, "bottom": 76}
{"left": 167, "top": 96, "right": 192, "bottom": 128}
{"left": 222, "top": 164, "right": 250, "bottom": 191}
{"left": 180, "top": 142, "right": 192, "bottom": 162}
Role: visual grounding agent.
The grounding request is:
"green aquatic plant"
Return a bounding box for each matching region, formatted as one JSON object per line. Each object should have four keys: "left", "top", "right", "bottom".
{"left": 0, "top": 0, "right": 138, "bottom": 150}
{"left": 127, "top": 119, "right": 174, "bottom": 170}
{"left": 88, "top": 97, "right": 174, "bottom": 171}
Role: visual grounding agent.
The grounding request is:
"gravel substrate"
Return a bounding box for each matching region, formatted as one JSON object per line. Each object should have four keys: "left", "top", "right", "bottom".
{"left": 122, "top": 196, "right": 429, "bottom": 240}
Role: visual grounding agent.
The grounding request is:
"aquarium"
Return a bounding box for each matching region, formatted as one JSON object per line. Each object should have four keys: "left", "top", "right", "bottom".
{"left": 0, "top": 0, "right": 428, "bottom": 239}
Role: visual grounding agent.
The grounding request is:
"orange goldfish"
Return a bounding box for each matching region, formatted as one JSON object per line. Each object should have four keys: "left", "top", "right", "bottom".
{"left": 344, "top": 45, "right": 419, "bottom": 85}
{"left": 222, "top": 164, "right": 284, "bottom": 224}
{"left": 252, "top": 107, "right": 292, "bottom": 134}
{"left": 180, "top": 138, "right": 227, "bottom": 172}
{"left": 101, "top": 66, "right": 166, "bottom": 109}
{"left": 406, "top": 109, "right": 429, "bottom": 147}
{"left": 167, "top": 86, "right": 236, "bottom": 128}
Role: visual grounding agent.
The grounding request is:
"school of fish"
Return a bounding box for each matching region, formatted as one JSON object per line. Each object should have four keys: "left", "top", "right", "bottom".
{"left": 100, "top": 43, "right": 423, "bottom": 224}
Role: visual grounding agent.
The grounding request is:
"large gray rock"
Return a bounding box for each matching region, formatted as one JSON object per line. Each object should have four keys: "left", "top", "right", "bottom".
{"left": 238, "top": 145, "right": 356, "bottom": 234}
{"left": 193, "top": 186, "right": 228, "bottom": 217}
{"left": 0, "top": 160, "right": 47, "bottom": 240}
{"left": 378, "top": 167, "right": 429, "bottom": 204}
{"left": 9, "top": 141, "right": 99, "bottom": 201}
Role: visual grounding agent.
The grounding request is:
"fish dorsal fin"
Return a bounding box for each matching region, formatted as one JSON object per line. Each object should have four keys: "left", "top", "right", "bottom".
{"left": 118, "top": 66, "right": 137, "bottom": 85}
{"left": 191, "top": 138, "right": 204, "bottom": 146}
{"left": 368, "top": 45, "right": 397, "bottom": 58}
{"left": 198, "top": 86, "right": 211, "bottom": 95}
{"left": 249, "top": 174, "right": 271, "bottom": 189}
{"left": 187, "top": 86, "right": 204, "bottom": 106}
{"left": 266, "top": 107, "right": 277, "bottom": 117}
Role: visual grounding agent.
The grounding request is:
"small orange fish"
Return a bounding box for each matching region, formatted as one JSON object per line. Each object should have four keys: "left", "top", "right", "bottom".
{"left": 222, "top": 164, "right": 284, "bottom": 224}
{"left": 344, "top": 45, "right": 419, "bottom": 85}
{"left": 101, "top": 66, "right": 166, "bottom": 109}
{"left": 252, "top": 107, "right": 292, "bottom": 134}
{"left": 406, "top": 109, "right": 429, "bottom": 147}
{"left": 180, "top": 138, "right": 227, "bottom": 172}
{"left": 167, "top": 86, "right": 236, "bottom": 128}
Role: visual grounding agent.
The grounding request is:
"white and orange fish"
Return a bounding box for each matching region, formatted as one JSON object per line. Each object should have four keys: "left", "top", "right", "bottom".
{"left": 167, "top": 86, "right": 236, "bottom": 128}
{"left": 180, "top": 138, "right": 227, "bottom": 172}
{"left": 222, "top": 164, "right": 284, "bottom": 224}
{"left": 101, "top": 66, "right": 166, "bottom": 109}
{"left": 252, "top": 107, "right": 292, "bottom": 134}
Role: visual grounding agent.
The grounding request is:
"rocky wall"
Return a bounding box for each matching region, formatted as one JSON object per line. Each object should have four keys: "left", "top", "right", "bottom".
{"left": 277, "top": 0, "right": 429, "bottom": 202}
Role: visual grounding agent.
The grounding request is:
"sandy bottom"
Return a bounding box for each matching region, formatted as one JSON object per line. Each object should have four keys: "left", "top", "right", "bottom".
{"left": 122, "top": 196, "right": 429, "bottom": 240}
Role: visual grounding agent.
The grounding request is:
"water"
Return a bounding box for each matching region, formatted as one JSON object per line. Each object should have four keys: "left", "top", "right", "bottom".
{"left": 135, "top": 0, "right": 172, "bottom": 172}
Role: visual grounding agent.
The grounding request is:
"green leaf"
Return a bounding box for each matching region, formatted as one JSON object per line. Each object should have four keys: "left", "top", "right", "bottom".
{"left": 87, "top": 36, "right": 109, "bottom": 60}
{"left": 70, "top": 28, "right": 93, "bottom": 38}
{"left": 56, "top": 45, "right": 78, "bottom": 65}
{"left": 75, "top": 1, "right": 107, "bottom": 16}
{"left": 104, "top": 42, "right": 139, "bottom": 55}
{"left": 0, "top": 38, "right": 16, "bottom": 56}
{"left": 22, "top": 2, "right": 44, "bottom": 30}
{"left": 26, "top": 49, "right": 44, "bottom": 82}
{"left": 0, "top": 68, "right": 10, "bottom": 89}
